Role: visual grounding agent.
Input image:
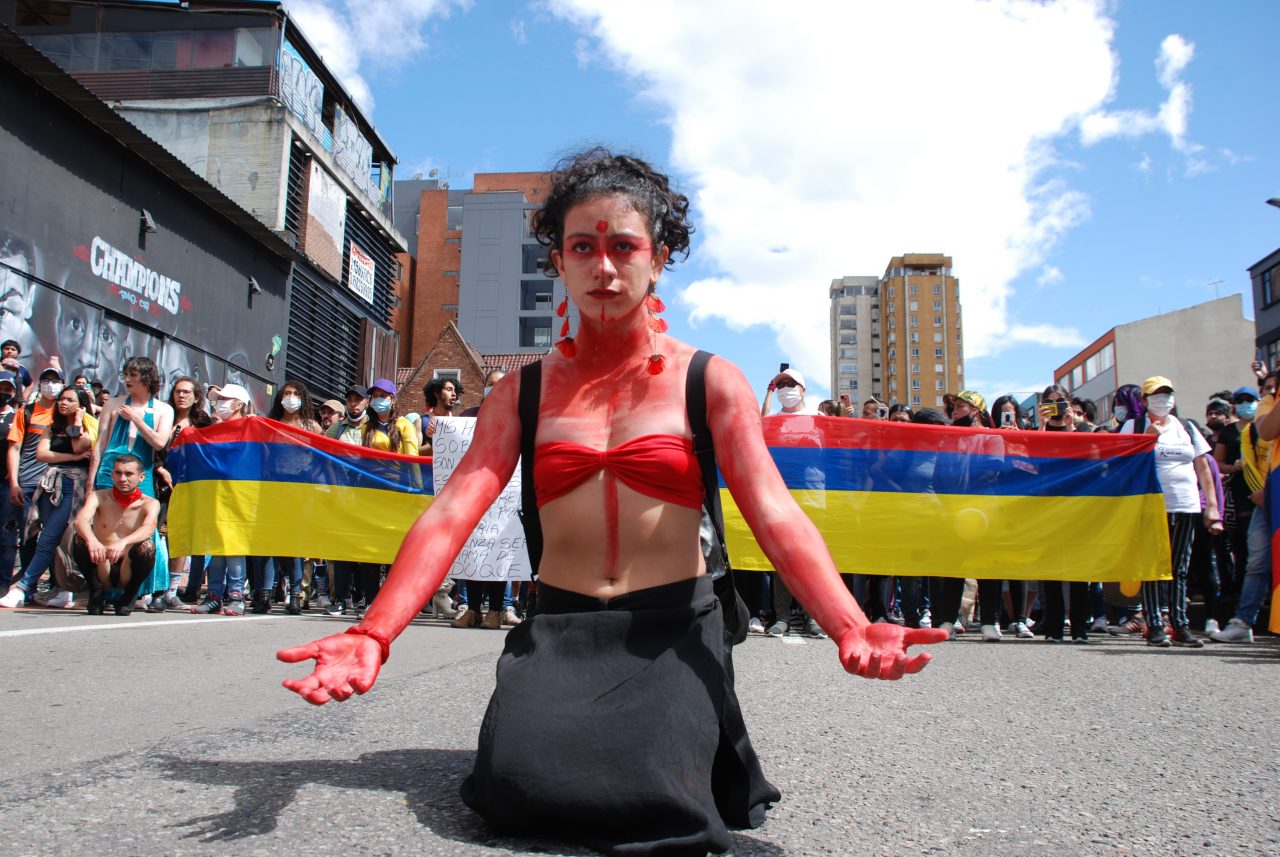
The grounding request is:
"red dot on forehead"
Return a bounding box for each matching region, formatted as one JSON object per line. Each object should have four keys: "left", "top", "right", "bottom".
{"left": 595, "top": 219, "right": 608, "bottom": 233}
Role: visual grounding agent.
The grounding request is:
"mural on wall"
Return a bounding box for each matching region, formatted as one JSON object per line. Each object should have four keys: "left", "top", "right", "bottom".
{"left": 304, "top": 161, "right": 347, "bottom": 281}
{"left": 279, "top": 43, "right": 325, "bottom": 145}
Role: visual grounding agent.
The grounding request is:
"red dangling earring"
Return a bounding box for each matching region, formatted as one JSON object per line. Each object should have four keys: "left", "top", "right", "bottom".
{"left": 645, "top": 293, "right": 666, "bottom": 314}
{"left": 555, "top": 293, "right": 576, "bottom": 358}
{"left": 645, "top": 287, "right": 667, "bottom": 374}
{"left": 646, "top": 354, "right": 666, "bottom": 375}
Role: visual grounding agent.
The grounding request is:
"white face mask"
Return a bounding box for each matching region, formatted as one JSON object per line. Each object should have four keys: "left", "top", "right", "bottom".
{"left": 776, "top": 388, "right": 804, "bottom": 409}
{"left": 40, "top": 381, "right": 63, "bottom": 399}
{"left": 1113, "top": 406, "right": 1128, "bottom": 423}
{"left": 214, "top": 400, "right": 236, "bottom": 419}
{"left": 1146, "top": 393, "right": 1174, "bottom": 418}
{"left": 281, "top": 395, "right": 302, "bottom": 413}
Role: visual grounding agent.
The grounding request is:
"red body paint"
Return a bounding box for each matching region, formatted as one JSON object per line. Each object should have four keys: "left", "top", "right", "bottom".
{"left": 278, "top": 194, "right": 946, "bottom": 706}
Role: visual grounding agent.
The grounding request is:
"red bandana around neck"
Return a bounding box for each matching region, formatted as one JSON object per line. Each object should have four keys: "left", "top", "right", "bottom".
{"left": 111, "top": 487, "right": 142, "bottom": 508}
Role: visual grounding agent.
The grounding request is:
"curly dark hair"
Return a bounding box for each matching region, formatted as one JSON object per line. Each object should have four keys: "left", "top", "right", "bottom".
{"left": 167, "top": 375, "right": 213, "bottom": 428}
{"left": 423, "top": 376, "right": 463, "bottom": 410}
{"left": 123, "top": 356, "right": 162, "bottom": 395}
{"left": 268, "top": 377, "right": 316, "bottom": 425}
{"left": 532, "top": 147, "right": 693, "bottom": 276}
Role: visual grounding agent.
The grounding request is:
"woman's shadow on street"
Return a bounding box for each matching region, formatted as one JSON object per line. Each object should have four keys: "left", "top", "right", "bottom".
{"left": 159, "top": 749, "right": 784, "bottom": 855}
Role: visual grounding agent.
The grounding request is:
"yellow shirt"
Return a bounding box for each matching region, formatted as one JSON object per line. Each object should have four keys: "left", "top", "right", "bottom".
{"left": 362, "top": 416, "right": 418, "bottom": 456}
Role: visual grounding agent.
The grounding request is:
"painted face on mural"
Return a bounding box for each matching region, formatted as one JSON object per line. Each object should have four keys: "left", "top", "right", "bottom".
{"left": 0, "top": 234, "right": 38, "bottom": 346}
{"left": 55, "top": 298, "right": 98, "bottom": 379}
{"left": 95, "top": 315, "right": 130, "bottom": 383}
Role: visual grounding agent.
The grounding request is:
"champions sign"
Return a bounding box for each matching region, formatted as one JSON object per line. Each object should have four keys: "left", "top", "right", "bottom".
{"left": 87, "top": 235, "right": 183, "bottom": 315}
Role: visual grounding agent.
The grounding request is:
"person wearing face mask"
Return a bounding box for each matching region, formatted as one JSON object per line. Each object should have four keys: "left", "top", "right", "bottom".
{"left": 760, "top": 368, "right": 818, "bottom": 417}
{"left": 1119, "top": 376, "right": 1222, "bottom": 647}
{"left": 327, "top": 385, "right": 370, "bottom": 445}
{"left": 328, "top": 379, "right": 418, "bottom": 619}
{"left": 250, "top": 380, "right": 322, "bottom": 614}
{"left": 1210, "top": 387, "right": 1256, "bottom": 628}
{"left": 1, "top": 367, "right": 68, "bottom": 607}
{"left": 192, "top": 384, "right": 252, "bottom": 616}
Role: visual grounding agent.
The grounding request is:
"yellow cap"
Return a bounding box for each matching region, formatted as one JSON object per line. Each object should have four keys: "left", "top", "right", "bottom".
{"left": 1141, "top": 376, "right": 1175, "bottom": 396}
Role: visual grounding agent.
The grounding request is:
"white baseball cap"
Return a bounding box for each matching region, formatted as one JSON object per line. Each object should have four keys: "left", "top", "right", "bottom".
{"left": 780, "top": 368, "right": 805, "bottom": 389}
{"left": 214, "top": 383, "right": 251, "bottom": 404}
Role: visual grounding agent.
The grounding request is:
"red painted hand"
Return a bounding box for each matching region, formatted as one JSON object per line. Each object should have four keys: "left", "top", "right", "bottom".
{"left": 837, "top": 624, "right": 949, "bottom": 681}
{"left": 277, "top": 634, "right": 382, "bottom": 705}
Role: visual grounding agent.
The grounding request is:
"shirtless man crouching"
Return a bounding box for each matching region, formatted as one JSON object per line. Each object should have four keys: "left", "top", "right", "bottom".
{"left": 71, "top": 453, "right": 160, "bottom": 615}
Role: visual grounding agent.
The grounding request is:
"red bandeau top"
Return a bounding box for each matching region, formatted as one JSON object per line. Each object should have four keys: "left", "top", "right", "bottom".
{"left": 533, "top": 433, "right": 704, "bottom": 510}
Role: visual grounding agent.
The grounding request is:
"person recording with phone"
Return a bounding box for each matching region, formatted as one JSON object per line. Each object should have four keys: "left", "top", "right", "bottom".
{"left": 1035, "top": 385, "right": 1092, "bottom": 641}
{"left": 761, "top": 365, "right": 819, "bottom": 416}
{"left": 861, "top": 397, "right": 889, "bottom": 420}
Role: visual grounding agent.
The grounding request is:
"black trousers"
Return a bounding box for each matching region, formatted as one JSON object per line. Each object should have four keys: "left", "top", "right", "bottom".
{"left": 1039, "top": 580, "right": 1090, "bottom": 639}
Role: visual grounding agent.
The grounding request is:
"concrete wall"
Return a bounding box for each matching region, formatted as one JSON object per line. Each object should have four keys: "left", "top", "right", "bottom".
{"left": 1113, "top": 294, "right": 1256, "bottom": 417}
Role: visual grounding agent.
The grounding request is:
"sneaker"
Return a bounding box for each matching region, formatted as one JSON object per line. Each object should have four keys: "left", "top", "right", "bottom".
{"left": 1071, "top": 635, "right": 1092, "bottom": 644}
{"left": 1170, "top": 627, "right": 1204, "bottom": 648}
{"left": 325, "top": 598, "right": 345, "bottom": 617}
{"left": 1111, "top": 616, "right": 1147, "bottom": 636}
{"left": 919, "top": 609, "right": 932, "bottom": 629}
{"left": 354, "top": 601, "right": 366, "bottom": 620}
{"left": 192, "top": 595, "right": 223, "bottom": 614}
{"left": 1145, "top": 631, "right": 1172, "bottom": 648}
{"left": 1012, "top": 621, "right": 1034, "bottom": 639}
{"left": 1090, "top": 616, "right": 1107, "bottom": 633}
{"left": 980, "top": 624, "right": 1001, "bottom": 642}
{"left": 765, "top": 620, "right": 788, "bottom": 637}
{"left": 162, "top": 593, "right": 184, "bottom": 609}
{"left": 145, "top": 596, "right": 166, "bottom": 613}
{"left": 748, "top": 617, "right": 765, "bottom": 634}
{"left": 316, "top": 594, "right": 332, "bottom": 610}
{"left": 452, "top": 607, "right": 480, "bottom": 629}
{"left": 222, "top": 596, "right": 246, "bottom": 616}
{"left": 805, "top": 618, "right": 827, "bottom": 639}
{"left": 939, "top": 621, "right": 957, "bottom": 641}
{"left": 501, "top": 607, "right": 522, "bottom": 626}
{"left": 1209, "top": 618, "right": 1253, "bottom": 644}
{"left": 31, "top": 588, "right": 56, "bottom": 606}
{"left": 1203, "top": 619, "right": 1220, "bottom": 636}
{"left": 45, "top": 590, "right": 75, "bottom": 609}
{"left": 953, "top": 620, "right": 966, "bottom": 635}
{"left": 0, "top": 587, "right": 26, "bottom": 608}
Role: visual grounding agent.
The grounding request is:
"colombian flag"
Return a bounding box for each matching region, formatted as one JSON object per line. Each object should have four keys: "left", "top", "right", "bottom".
{"left": 721, "top": 416, "right": 1170, "bottom": 582}
{"left": 167, "top": 417, "right": 433, "bottom": 564}
{"left": 169, "top": 415, "right": 1169, "bottom": 582}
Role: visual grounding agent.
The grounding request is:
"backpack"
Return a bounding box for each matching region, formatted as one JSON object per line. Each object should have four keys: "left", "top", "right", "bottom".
{"left": 516, "top": 351, "right": 749, "bottom": 645}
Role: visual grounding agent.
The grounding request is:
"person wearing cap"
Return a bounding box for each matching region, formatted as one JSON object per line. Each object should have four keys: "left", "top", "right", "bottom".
{"left": 761, "top": 367, "right": 818, "bottom": 416}
{"left": 90, "top": 356, "right": 175, "bottom": 611}
{"left": 0, "top": 365, "right": 67, "bottom": 607}
{"left": 327, "top": 378, "right": 417, "bottom": 619}
{"left": 0, "top": 370, "right": 24, "bottom": 603}
{"left": 1119, "top": 376, "right": 1222, "bottom": 648}
{"left": 1209, "top": 385, "right": 1255, "bottom": 628}
{"left": 327, "top": 384, "right": 370, "bottom": 445}
{"left": 0, "top": 339, "right": 32, "bottom": 395}
{"left": 191, "top": 383, "right": 252, "bottom": 616}
{"left": 317, "top": 399, "right": 345, "bottom": 433}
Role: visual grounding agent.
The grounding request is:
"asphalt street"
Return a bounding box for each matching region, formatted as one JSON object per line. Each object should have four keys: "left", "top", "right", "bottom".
{"left": 2, "top": 606, "right": 1278, "bottom": 856}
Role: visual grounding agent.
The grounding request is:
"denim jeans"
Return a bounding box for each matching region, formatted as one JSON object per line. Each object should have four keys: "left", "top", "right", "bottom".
{"left": 250, "top": 556, "right": 302, "bottom": 595}
{"left": 14, "top": 474, "right": 77, "bottom": 595}
{"left": 0, "top": 487, "right": 23, "bottom": 591}
{"left": 1234, "top": 509, "right": 1272, "bottom": 626}
{"left": 205, "top": 556, "right": 246, "bottom": 600}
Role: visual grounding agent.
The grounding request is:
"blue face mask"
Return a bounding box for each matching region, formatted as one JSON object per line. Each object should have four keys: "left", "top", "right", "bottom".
{"left": 1235, "top": 401, "right": 1258, "bottom": 420}
{"left": 369, "top": 397, "right": 392, "bottom": 416}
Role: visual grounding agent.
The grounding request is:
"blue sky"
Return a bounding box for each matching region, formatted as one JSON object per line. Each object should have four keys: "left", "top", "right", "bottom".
{"left": 291, "top": 0, "right": 1280, "bottom": 405}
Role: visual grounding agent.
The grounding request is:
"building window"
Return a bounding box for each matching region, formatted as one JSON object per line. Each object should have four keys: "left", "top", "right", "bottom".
{"left": 913, "top": 395, "right": 922, "bottom": 406}
{"left": 933, "top": 333, "right": 943, "bottom": 343}
{"left": 519, "top": 317, "right": 553, "bottom": 348}
{"left": 889, "top": 364, "right": 896, "bottom": 375}
{"left": 442, "top": 270, "right": 459, "bottom": 278}
{"left": 520, "top": 280, "right": 554, "bottom": 310}
{"left": 909, "top": 316, "right": 918, "bottom": 327}
{"left": 933, "top": 300, "right": 943, "bottom": 311}
{"left": 522, "top": 244, "right": 549, "bottom": 275}
{"left": 850, "top": 379, "right": 859, "bottom": 389}
{"left": 935, "top": 348, "right": 943, "bottom": 358}
{"left": 890, "top": 380, "right": 898, "bottom": 393}
{"left": 935, "top": 380, "right": 944, "bottom": 391}
{"left": 935, "top": 363, "right": 944, "bottom": 373}
{"left": 1264, "top": 269, "right": 1275, "bottom": 305}
{"left": 933, "top": 316, "right": 943, "bottom": 326}
{"left": 910, "top": 348, "right": 919, "bottom": 358}
{"left": 888, "top": 287, "right": 895, "bottom": 298}
{"left": 911, "top": 379, "right": 921, "bottom": 390}
{"left": 910, "top": 332, "right": 920, "bottom": 343}
{"left": 909, "top": 300, "right": 918, "bottom": 311}
{"left": 888, "top": 332, "right": 896, "bottom": 344}
{"left": 933, "top": 284, "right": 941, "bottom": 295}
{"left": 434, "top": 368, "right": 461, "bottom": 382}
{"left": 446, "top": 206, "right": 463, "bottom": 230}
{"left": 888, "top": 317, "right": 896, "bottom": 329}
{"left": 910, "top": 284, "right": 918, "bottom": 296}
{"left": 910, "top": 363, "right": 920, "bottom": 374}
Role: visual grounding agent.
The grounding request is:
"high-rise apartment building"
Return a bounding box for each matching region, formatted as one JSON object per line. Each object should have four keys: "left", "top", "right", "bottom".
{"left": 829, "top": 276, "right": 881, "bottom": 402}
{"left": 829, "top": 254, "right": 964, "bottom": 408}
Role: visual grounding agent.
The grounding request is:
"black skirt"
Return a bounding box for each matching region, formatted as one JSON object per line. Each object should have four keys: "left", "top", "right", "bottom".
{"left": 461, "top": 575, "right": 780, "bottom": 856}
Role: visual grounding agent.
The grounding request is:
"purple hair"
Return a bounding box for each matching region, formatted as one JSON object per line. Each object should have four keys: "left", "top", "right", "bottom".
{"left": 1113, "top": 383, "right": 1144, "bottom": 426}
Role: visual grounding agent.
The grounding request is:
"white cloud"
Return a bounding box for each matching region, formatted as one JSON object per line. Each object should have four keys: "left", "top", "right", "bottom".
{"left": 284, "top": 0, "right": 464, "bottom": 111}
{"left": 1037, "top": 265, "right": 1064, "bottom": 287}
{"left": 510, "top": 18, "right": 528, "bottom": 44}
{"left": 547, "top": 0, "right": 1117, "bottom": 387}
{"left": 1081, "top": 33, "right": 1205, "bottom": 171}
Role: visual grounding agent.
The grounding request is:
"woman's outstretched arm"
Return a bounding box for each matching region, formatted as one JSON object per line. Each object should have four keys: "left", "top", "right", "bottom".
{"left": 706, "top": 356, "right": 947, "bottom": 680}
{"left": 278, "top": 373, "right": 524, "bottom": 704}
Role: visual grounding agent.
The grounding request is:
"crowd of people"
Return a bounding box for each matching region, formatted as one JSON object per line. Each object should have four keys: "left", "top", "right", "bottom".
{"left": 0, "top": 346, "right": 529, "bottom": 626}
{"left": 0, "top": 338, "right": 1273, "bottom": 650}
{"left": 755, "top": 362, "right": 1277, "bottom": 647}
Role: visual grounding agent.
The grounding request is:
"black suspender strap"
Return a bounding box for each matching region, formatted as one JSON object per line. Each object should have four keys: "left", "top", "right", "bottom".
{"left": 517, "top": 360, "right": 544, "bottom": 576}
{"left": 686, "top": 350, "right": 728, "bottom": 569}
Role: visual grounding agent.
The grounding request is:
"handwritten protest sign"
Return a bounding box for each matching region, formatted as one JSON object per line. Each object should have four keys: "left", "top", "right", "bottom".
{"left": 430, "top": 417, "right": 531, "bottom": 581}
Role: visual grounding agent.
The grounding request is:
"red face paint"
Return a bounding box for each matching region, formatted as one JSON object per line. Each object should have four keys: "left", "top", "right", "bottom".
{"left": 596, "top": 219, "right": 608, "bottom": 233}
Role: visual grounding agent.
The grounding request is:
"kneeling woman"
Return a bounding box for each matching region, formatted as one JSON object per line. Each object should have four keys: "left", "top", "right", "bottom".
{"left": 279, "top": 150, "right": 946, "bottom": 856}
